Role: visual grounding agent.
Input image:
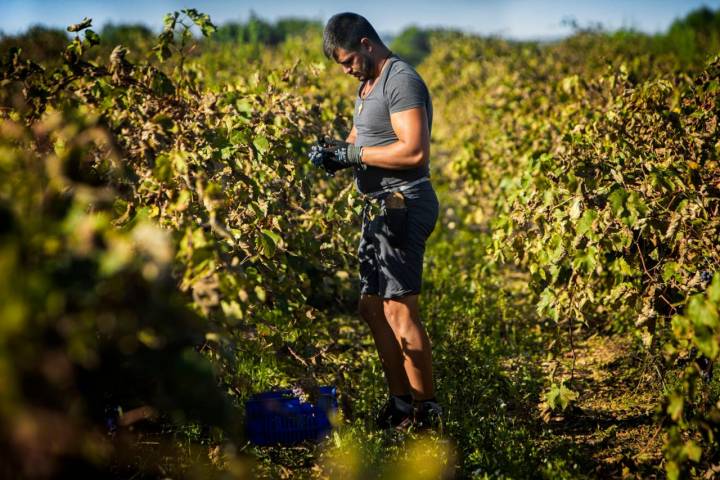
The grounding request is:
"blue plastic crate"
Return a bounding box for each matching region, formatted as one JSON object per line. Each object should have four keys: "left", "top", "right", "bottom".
{"left": 245, "top": 386, "right": 337, "bottom": 446}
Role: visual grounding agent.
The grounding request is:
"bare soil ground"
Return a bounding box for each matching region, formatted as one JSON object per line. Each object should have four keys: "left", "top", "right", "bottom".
{"left": 537, "top": 334, "right": 665, "bottom": 479}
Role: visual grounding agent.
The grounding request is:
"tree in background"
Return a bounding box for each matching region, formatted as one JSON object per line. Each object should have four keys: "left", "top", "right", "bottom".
{"left": 661, "top": 6, "right": 720, "bottom": 66}
{"left": 214, "top": 12, "right": 321, "bottom": 45}
{"left": 390, "top": 25, "right": 433, "bottom": 66}
{"left": 99, "top": 23, "right": 154, "bottom": 48}
{"left": 0, "top": 26, "right": 68, "bottom": 65}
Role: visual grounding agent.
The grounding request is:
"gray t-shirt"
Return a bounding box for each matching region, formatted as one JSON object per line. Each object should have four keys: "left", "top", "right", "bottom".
{"left": 352, "top": 54, "right": 433, "bottom": 194}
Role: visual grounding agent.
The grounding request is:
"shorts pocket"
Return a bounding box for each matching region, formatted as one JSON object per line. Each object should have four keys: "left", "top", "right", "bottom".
{"left": 383, "top": 193, "right": 408, "bottom": 248}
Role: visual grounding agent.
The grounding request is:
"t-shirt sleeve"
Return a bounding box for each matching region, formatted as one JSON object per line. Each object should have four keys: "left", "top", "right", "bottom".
{"left": 386, "top": 71, "right": 428, "bottom": 114}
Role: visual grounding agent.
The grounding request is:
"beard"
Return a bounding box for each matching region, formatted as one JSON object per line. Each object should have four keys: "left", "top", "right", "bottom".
{"left": 356, "top": 53, "right": 376, "bottom": 81}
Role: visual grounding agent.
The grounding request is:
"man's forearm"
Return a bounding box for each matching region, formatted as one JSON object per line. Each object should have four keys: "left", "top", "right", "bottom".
{"left": 359, "top": 140, "right": 428, "bottom": 170}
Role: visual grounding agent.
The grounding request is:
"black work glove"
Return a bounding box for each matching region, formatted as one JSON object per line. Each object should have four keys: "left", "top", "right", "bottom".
{"left": 320, "top": 137, "right": 365, "bottom": 169}
{"left": 308, "top": 139, "right": 347, "bottom": 176}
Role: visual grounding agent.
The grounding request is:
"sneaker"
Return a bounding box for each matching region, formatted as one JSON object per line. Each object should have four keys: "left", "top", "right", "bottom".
{"left": 375, "top": 395, "right": 414, "bottom": 430}
{"left": 413, "top": 400, "right": 444, "bottom": 433}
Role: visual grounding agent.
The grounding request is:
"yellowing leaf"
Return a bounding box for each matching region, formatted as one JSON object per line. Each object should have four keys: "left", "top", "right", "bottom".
{"left": 682, "top": 440, "right": 702, "bottom": 462}
{"left": 254, "top": 285, "right": 266, "bottom": 302}
{"left": 667, "top": 393, "right": 684, "bottom": 422}
{"left": 253, "top": 135, "right": 270, "bottom": 154}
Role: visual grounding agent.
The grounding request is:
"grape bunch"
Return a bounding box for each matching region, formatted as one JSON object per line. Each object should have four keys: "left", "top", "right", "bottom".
{"left": 307, "top": 138, "right": 345, "bottom": 177}
{"left": 700, "top": 270, "right": 714, "bottom": 285}
{"left": 308, "top": 143, "right": 325, "bottom": 167}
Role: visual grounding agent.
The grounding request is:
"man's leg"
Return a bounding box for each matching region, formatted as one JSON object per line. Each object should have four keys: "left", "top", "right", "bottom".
{"left": 358, "top": 294, "right": 411, "bottom": 396}
{"left": 382, "top": 294, "right": 434, "bottom": 400}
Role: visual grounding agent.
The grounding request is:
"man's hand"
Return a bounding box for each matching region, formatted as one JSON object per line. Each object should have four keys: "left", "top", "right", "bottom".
{"left": 320, "top": 137, "right": 365, "bottom": 169}
{"left": 308, "top": 139, "right": 349, "bottom": 176}
{"left": 308, "top": 137, "right": 365, "bottom": 176}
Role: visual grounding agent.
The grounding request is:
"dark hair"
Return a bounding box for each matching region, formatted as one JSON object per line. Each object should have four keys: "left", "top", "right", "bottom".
{"left": 323, "top": 12, "right": 383, "bottom": 59}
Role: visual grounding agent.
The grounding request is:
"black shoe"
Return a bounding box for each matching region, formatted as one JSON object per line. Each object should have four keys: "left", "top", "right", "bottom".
{"left": 375, "top": 395, "right": 414, "bottom": 430}
{"left": 105, "top": 405, "right": 122, "bottom": 436}
{"left": 413, "top": 400, "right": 444, "bottom": 433}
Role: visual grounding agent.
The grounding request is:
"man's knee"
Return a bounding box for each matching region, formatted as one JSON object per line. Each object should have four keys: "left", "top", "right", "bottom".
{"left": 383, "top": 295, "right": 419, "bottom": 332}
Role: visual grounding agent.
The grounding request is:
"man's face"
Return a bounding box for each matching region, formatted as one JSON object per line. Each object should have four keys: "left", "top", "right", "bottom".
{"left": 334, "top": 47, "right": 375, "bottom": 81}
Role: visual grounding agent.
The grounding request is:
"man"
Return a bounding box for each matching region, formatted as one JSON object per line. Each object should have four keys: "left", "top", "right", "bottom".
{"left": 311, "top": 12, "right": 441, "bottom": 430}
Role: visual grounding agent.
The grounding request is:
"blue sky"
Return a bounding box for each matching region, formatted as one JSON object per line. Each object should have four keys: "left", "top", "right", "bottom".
{"left": 2, "top": 0, "right": 719, "bottom": 40}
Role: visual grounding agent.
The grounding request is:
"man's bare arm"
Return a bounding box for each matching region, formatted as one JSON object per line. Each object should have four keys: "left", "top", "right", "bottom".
{"left": 356, "top": 107, "right": 429, "bottom": 170}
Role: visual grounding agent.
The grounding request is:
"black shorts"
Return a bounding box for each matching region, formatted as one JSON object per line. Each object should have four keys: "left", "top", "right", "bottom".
{"left": 358, "top": 182, "right": 439, "bottom": 299}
